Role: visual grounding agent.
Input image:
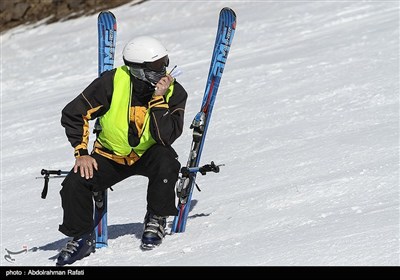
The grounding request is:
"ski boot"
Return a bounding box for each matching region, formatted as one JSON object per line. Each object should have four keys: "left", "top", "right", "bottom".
{"left": 141, "top": 211, "right": 167, "bottom": 250}
{"left": 56, "top": 231, "right": 95, "bottom": 266}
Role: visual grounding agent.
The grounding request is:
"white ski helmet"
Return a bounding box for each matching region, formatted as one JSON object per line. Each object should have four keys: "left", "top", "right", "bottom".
{"left": 123, "top": 36, "right": 168, "bottom": 64}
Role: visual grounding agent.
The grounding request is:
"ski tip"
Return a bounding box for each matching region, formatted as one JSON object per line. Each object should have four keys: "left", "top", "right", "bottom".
{"left": 98, "top": 10, "right": 116, "bottom": 19}
{"left": 221, "top": 7, "right": 236, "bottom": 17}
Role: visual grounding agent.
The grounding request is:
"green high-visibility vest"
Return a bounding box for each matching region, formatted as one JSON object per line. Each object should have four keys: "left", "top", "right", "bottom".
{"left": 97, "top": 66, "right": 174, "bottom": 157}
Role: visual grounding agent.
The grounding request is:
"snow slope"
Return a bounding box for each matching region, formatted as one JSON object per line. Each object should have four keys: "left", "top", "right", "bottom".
{"left": 1, "top": 0, "right": 399, "bottom": 266}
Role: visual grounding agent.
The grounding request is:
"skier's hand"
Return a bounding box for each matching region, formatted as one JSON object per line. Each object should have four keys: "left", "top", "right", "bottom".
{"left": 154, "top": 74, "right": 173, "bottom": 96}
{"left": 74, "top": 155, "right": 98, "bottom": 179}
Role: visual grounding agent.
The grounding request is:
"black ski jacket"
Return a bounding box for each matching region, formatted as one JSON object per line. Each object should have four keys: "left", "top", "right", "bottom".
{"left": 61, "top": 69, "right": 187, "bottom": 158}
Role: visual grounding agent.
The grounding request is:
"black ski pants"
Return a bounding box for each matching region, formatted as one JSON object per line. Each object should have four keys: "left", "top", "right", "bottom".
{"left": 58, "top": 144, "right": 180, "bottom": 238}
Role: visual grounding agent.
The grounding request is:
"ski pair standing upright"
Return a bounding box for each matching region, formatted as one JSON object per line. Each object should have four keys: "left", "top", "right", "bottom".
{"left": 89, "top": 7, "right": 236, "bottom": 245}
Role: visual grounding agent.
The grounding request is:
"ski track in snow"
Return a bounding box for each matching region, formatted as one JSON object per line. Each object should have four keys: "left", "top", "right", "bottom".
{"left": 1, "top": 1, "right": 399, "bottom": 266}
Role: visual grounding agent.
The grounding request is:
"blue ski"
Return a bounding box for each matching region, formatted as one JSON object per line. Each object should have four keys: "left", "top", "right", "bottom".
{"left": 172, "top": 7, "right": 237, "bottom": 233}
{"left": 94, "top": 11, "right": 117, "bottom": 248}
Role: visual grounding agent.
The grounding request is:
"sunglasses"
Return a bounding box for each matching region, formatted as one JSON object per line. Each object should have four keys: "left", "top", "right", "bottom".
{"left": 128, "top": 56, "right": 169, "bottom": 72}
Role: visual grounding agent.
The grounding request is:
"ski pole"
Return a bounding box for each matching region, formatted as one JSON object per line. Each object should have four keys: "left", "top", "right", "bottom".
{"left": 36, "top": 169, "right": 69, "bottom": 199}
{"left": 180, "top": 161, "right": 224, "bottom": 177}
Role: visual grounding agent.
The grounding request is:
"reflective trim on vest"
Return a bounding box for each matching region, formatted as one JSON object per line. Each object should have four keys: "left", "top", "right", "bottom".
{"left": 98, "top": 66, "right": 174, "bottom": 157}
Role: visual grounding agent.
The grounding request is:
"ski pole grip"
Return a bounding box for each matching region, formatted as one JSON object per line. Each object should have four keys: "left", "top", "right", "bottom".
{"left": 41, "top": 169, "right": 62, "bottom": 176}
{"left": 39, "top": 169, "right": 69, "bottom": 199}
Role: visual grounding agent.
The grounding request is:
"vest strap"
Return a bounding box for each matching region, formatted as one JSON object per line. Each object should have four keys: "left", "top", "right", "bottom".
{"left": 93, "top": 141, "right": 140, "bottom": 166}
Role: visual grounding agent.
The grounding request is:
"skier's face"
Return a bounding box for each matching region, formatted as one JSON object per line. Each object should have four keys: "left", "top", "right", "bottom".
{"left": 143, "top": 56, "right": 169, "bottom": 85}
{"left": 145, "top": 55, "right": 169, "bottom": 72}
{"left": 128, "top": 55, "right": 169, "bottom": 86}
